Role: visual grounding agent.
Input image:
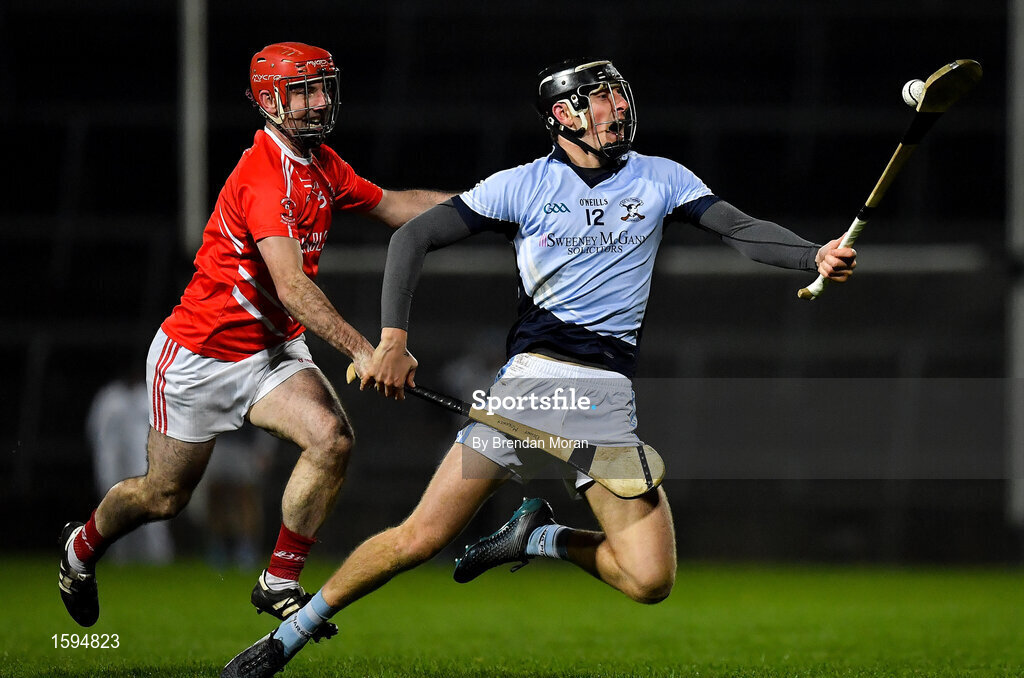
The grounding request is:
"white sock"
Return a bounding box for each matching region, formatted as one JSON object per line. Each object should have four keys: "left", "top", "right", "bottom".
{"left": 66, "top": 528, "right": 88, "bottom": 573}
{"left": 263, "top": 570, "right": 300, "bottom": 591}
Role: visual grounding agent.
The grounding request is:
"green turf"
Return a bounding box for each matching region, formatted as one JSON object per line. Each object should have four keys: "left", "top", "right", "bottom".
{"left": 5, "top": 556, "right": 1022, "bottom": 677}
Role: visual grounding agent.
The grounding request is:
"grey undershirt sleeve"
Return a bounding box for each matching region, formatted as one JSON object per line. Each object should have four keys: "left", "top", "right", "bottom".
{"left": 697, "top": 200, "right": 820, "bottom": 271}
{"left": 381, "top": 200, "right": 473, "bottom": 330}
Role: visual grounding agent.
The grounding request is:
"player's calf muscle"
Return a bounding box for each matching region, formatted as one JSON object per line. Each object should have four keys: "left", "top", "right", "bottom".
{"left": 392, "top": 521, "right": 449, "bottom": 565}
{"left": 95, "top": 476, "right": 189, "bottom": 533}
{"left": 134, "top": 473, "right": 195, "bottom": 518}
{"left": 144, "top": 483, "right": 194, "bottom": 520}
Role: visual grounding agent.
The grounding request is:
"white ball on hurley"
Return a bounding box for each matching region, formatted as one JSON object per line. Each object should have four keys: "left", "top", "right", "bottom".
{"left": 902, "top": 79, "right": 925, "bottom": 108}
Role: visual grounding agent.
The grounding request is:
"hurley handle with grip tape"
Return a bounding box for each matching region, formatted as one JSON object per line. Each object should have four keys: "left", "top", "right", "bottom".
{"left": 797, "top": 213, "right": 870, "bottom": 300}
{"left": 406, "top": 382, "right": 470, "bottom": 416}
{"left": 346, "top": 363, "right": 469, "bottom": 415}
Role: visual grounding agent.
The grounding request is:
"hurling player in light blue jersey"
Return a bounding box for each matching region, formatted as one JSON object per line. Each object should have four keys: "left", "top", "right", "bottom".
{"left": 221, "top": 59, "right": 856, "bottom": 677}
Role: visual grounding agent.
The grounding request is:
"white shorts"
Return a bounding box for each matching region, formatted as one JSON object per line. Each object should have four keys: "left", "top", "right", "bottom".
{"left": 146, "top": 329, "right": 319, "bottom": 443}
{"left": 456, "top": 353, "right": 642, "bottom": 497}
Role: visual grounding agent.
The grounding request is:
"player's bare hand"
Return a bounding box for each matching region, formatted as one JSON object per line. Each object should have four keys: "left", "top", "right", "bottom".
{"left": 815, "top": 238, "right": 857, "bottom": 282}
{"left": 365, "top": 329, "right": 418, "bottom": 400}
{"left": 351, "top": 350, "right": 375, "bottom": 386}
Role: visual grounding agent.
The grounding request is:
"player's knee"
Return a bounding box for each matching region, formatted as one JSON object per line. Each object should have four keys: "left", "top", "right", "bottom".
{"left": 633, "top": 579, "right": 674, "bottom": 605}
{"left": 324, "top": 414, "right": 354, "bottom": 453}
{"left": 308, "top": 413, "right": 353, "bottom": 469}
{"left": 624, "top": 567, "right": 675, "bottom": 605}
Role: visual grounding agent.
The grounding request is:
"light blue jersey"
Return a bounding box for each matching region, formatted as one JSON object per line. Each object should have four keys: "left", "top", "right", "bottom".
{"left": 453, "top": 146, "right": 716, "bottom": 377}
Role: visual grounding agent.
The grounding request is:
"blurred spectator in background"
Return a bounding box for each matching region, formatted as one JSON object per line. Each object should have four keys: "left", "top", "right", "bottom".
{"left": 196, "top": 425, "right": 276, "bottom": 570}
{"left": 85, "top": 373, "right": 174, "bottom": 565}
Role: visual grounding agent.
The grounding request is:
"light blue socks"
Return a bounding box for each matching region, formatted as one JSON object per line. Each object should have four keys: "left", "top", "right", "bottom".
{"left": 275, "top": 590, "right": 337, "bottom": 658}
{"left": 525, "top": 524, "right": 570, "bottom": 559}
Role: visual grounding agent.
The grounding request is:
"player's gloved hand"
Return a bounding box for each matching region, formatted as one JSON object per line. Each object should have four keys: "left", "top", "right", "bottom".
{"left": 815, "top": 238, "right": 857, "bottom": 282}
{"left": 365, "top": 328, "right": 418, "bottom": 400}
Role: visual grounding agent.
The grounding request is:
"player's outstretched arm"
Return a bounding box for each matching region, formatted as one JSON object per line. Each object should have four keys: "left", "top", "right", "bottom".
{"left": 696, "top": 201, "right": 857, "bottom": 280}
{"left": 363, "top": 201, "right": 474, "bottom": 399}
{"left": 368, "top": 188, "right": 459, "bottom": 229}
{"left": 697, "top": 200, "right": 822, "bottom": 271}
{"left": 257, "top": 235, "right": 375, "bottom": 372}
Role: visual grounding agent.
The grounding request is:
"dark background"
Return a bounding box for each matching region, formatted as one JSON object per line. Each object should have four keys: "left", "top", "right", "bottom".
{"left": 1, "top": 1, "right": 1016, "bottom": 563}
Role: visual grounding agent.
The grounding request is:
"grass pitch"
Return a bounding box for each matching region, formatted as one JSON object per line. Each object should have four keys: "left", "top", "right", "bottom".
{"left": 4, "top": 556, "right": 1022, "bottom": 677}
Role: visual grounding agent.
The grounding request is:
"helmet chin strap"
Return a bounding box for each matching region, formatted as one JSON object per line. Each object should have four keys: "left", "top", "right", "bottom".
{"left": 556, "top": 125, "right": 627, "bottom": 164}
{"left": 282, "top": 126, "right": 320, "bottom": 152}
{"left": 558, "top": 128, "right": 607, "bottom": 161}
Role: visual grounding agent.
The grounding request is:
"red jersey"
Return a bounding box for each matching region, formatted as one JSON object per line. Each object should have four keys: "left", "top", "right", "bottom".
{"left": 162, "top": 128, "right": 382, "bottom": 361}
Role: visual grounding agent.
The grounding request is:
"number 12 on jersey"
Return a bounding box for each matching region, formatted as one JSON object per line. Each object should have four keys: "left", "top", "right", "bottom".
{"left": 585, "top": 208, "right": 605, "bottom": 226}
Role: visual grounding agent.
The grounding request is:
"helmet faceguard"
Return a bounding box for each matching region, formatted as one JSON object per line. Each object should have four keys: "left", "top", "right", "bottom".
{"left": 249, "top": 42, "right": 341, "bottom": 150}
{"left": 536, "top": 59, "right": 636, "bottom": 162}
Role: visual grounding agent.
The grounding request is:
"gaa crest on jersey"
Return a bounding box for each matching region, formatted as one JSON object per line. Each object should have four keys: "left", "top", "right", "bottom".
{"left": 619, "top": 197, "right": 645, "bottom": 222}
{"left": 280, "top": 197, "right": 298, "bottom": 226}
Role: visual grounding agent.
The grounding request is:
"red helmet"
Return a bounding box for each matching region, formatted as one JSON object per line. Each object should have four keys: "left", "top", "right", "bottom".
{"left": 249, "top": 42, "right": 341, "bottom": 147}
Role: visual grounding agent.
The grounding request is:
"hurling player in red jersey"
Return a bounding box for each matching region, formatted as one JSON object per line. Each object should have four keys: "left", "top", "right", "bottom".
{"left": 58, "top": 42, "right": 450, "bottom": 633}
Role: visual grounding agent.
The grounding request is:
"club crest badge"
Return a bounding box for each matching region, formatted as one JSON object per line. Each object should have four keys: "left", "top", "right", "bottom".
{"left": 619, "top": 197, "right": 645, "bottom": 221}
{"left": 280, "top": 197, "right": 298, "bottom": 226}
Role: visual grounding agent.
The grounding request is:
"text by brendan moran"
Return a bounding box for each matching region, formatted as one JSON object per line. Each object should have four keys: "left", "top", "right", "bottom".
{"left": 470, "top": 435, "right": 589, "bottom": 451}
